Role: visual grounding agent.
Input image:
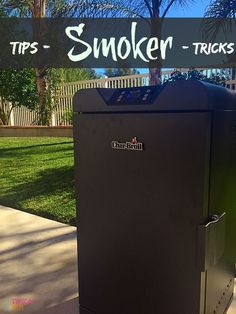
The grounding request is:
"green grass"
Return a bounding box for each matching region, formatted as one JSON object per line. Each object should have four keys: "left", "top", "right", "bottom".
{"left": 0, "top": 137, "right": 76, "bottom": 225}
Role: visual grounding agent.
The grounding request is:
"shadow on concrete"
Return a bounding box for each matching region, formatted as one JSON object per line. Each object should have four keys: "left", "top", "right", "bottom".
{"left": 0, "top": 229, "right": 77, "bottom": 263}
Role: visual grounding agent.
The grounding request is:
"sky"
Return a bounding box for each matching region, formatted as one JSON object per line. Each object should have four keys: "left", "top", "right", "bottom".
{"left": 166, "top": 0, "right": 211, "bottom": 18}
{"left": 96, "top": 0, "right": 212, "bottom": 76}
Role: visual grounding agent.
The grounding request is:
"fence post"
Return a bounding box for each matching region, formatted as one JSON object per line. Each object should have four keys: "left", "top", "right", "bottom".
{"left": 104, "top": 76, "right": 109, "bottom": 88}
{"left": 51, "top": 111, "right": 56, "bottom": 126}
{"left": 9, "top": 103, "right": 15, "bottom": 126}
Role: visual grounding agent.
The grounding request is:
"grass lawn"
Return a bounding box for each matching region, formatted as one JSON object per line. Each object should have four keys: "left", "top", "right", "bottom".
{"left": 0, "top": 137, "right": 76, "bottom": 225}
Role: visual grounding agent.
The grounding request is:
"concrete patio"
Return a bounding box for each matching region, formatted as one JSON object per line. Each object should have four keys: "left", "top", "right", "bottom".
{"left": 0, "top": 205, "right": 235, "bottom": 314}
{"left": 0, "top": 205, "right": 78, "bottom": 314}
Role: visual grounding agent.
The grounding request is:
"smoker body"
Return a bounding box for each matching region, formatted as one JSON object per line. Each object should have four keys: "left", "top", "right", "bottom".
{"left": 73, "top": 80, "right": 236, "bottom": 314}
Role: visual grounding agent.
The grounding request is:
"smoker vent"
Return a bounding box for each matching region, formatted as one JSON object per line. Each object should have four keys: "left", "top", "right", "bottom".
{"left": 213, "top": 278, "right": 233, "bottom": 314}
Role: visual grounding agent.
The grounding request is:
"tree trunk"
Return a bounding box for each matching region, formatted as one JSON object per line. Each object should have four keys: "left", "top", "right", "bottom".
{"left": 0, "top": 96, "right": 10, "bottom": 125}
{"left": 149, "top": 1, "right": 162, "bottom": 86}
{"left": 149, "top": 68, "right": 162, "bottom": 85}
{"left": 35, "top": 68, "right": 51, "bottom": 125}
{"left": 32, "top": 0, "right": 51, "bottom": 125}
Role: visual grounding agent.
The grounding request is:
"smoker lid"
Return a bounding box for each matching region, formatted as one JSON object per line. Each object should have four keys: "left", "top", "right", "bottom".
{"left": 73, "top": 79, "right": 236, "bottom": 113}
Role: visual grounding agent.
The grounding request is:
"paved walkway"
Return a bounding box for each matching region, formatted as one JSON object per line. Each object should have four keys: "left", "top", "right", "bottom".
{"left": 0, "top": 205, "right": 79, "bottom": 314}
{"left": 0, "top": 205, "right": 235, "bottom": 314}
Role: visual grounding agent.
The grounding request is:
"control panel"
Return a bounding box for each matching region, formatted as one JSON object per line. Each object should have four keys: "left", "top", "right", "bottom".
{"left": 103, "top": 86, "right": 164, "bottom": 106}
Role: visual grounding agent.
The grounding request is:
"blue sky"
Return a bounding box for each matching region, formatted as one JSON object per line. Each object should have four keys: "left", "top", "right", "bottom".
{"left": 96, "top": 0, "right": 212, "bottom": 76}
{"left": 166, "top": 0, "right": 211, "bottom": 18}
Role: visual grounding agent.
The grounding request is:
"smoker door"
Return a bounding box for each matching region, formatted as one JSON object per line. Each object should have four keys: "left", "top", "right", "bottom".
{"left": 204, "top": 110, "right": 236, "bottom": 314}
{"left": 74, "top": 112, "right": 211, "bottom": 314}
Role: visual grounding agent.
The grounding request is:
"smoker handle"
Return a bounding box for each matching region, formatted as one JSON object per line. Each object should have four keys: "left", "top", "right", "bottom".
{"left": 198, "top": 212, "right": 226, "bottom": 272}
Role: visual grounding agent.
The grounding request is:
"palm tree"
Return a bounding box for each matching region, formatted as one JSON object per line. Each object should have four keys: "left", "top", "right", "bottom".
{"left": 205, "top": 0, "right": 236, "bottom": 18}
{"left": 203, "top": 0, "right": 236, "bottom": 39}
{"left": 203, "top": 0, "right": 236, "bottom": 76}
{"left": 106, "top": 0, "right": 196, "bottom": 84}
{"left": 140, "top": 0, "right": 196, "bottom": 85}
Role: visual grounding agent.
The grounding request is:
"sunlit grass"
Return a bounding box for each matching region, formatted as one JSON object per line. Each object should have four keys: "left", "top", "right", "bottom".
{"left": 0, "top": 137, "right": 76, "bottom": 225}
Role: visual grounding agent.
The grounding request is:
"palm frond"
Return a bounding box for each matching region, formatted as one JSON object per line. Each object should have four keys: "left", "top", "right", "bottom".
{"left": 203, "top": 0, "right": 236, "bottom": 40}
{"left": 205, "top": 0, "right": 236, "bottom": 18}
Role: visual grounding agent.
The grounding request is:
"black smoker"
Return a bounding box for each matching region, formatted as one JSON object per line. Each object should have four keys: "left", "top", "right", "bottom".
{"left": 73, "top": 80, "right": 236, "bottom": 314}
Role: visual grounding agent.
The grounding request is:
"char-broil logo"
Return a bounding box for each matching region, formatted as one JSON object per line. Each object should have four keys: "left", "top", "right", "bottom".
{"left": 111, "top": 137, "right": 143, "bottom": 151}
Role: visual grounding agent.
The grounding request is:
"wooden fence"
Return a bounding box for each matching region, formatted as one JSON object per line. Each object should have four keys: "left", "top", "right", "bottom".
{"left": 3, "top": 69, "right": 236, "bottom": 126}
{"left": 54, "top": 73, "right": 150, "bottom": 125}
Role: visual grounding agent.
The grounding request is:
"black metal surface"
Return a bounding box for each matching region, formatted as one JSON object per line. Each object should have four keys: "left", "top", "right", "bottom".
{"left": 73, "top": 81, "right": 236, "bottom": 314}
